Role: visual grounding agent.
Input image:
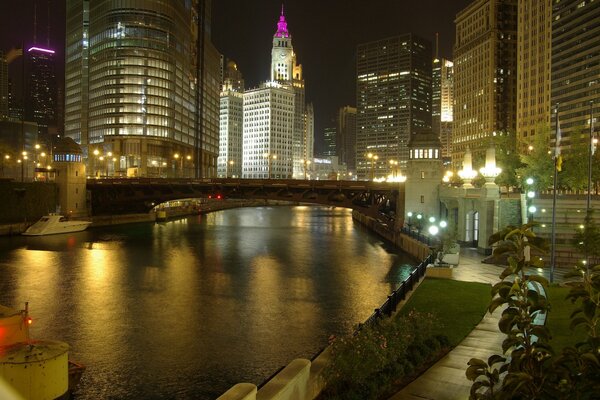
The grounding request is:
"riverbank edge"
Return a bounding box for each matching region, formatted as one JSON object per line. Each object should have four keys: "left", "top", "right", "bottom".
{"left": 0, "top": 199, "right": 292, "bottom": 236}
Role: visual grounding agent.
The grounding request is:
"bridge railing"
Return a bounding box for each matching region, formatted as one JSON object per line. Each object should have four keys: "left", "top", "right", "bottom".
{"left": 358, "top": 253, "right": 434, "bottom": 331}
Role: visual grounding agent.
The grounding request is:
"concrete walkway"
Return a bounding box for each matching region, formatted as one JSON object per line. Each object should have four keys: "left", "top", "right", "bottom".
{"left": 389, "top": 248, "right": 569, "bottom": 400}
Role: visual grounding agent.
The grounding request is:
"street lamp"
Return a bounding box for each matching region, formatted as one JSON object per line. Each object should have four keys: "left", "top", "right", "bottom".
{"left": 1, "top": 154, "right": 9, "bottom": 178}
{"left": 93, "top": 149, "right": 100, "bottom": 177}
{"left": 21, "top": 151, "right": 28, "bottom": 181}
{"left": 186, "top": 155, "right": 192, "bottom": 178}
{"left": 525, "top": 177, "right": 535, "bottom": 224}
{"left": 367, "top": 153, "right": 378, "bottom": 180}
{"left": 174, "top": 153, "right": 182, "bottom": 177}
{"left": 107, "top": 152, "right": 113, "bottom": 176}
{"left": 99, "top": 156, "right": 105, "bottom": 177}
{"left": 302, "top": 158, "right": 311, "bottom": 180}
{"left": 264, "top": 153, "right": 277, "bottom": 179}
{"left": 227, "top": 160, "right": 234, "bottom": 178}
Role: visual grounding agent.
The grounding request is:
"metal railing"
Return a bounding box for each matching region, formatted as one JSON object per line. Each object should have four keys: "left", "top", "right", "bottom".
{"left": 358, "top": 253, "right": 433, "bottom": 331}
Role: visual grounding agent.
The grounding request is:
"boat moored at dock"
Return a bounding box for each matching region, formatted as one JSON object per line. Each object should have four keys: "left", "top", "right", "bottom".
{"left": 22, "top": 213, "right": 91, "bottom": 236}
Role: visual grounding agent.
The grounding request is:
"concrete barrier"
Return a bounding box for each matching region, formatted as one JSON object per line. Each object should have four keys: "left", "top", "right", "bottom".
{"left": 257, "top": 359, "right": 311, "bottom": 400}
{"left": 217, "top": 383, "right": 257, "bottom": 400}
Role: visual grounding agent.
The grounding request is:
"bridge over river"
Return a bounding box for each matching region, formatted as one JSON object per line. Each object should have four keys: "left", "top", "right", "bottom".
{"left": 87, "top": 178, "right": 405, "bottom": 223}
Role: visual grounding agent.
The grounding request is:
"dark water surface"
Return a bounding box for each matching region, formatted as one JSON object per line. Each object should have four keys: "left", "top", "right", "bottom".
{"left": 0, "top": 206, "right": 416, "bottom": 399}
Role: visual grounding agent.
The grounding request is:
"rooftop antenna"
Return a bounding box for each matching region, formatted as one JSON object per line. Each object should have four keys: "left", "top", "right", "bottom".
{"left": 47, "top": 0, "right": 51, "bottom": 47}
{"left": 435, "top": 32, "right": 439, "bottom": 60}
{"left": 33, "top": 1, "right": 38, "bottom": 44}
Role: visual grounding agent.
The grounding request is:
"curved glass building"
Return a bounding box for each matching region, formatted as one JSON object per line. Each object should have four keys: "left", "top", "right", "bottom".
{"left": 65, "top": 0, "right": 219, "bottom": 178}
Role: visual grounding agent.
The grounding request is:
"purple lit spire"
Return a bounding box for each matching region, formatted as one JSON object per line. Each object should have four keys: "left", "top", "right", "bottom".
{"left": 274, "top": 4, "right": 289, "bottom": 38}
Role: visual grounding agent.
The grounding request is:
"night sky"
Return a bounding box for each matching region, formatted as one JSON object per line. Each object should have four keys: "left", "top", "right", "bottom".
{"left": 1, "top": 0, "right": 473, "bottom": 148}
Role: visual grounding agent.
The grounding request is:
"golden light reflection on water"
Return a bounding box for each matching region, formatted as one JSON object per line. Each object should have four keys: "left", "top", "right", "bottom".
{"left": 0, "top": 206, "right": 416, "bottom": 399}
{"left": 78, "top": 247, "right": 126, "bottom": 371}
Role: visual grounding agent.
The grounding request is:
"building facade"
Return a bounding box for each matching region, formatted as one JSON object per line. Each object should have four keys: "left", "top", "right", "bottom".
{"left": 235, "top": 7, "right": 312, "bottom": 180}
{"left": 0, "top": 51, "right": 7, "bottom": 119}
{"left": 517, "top": 0, "right": 552, "bottom": 147}
{"left": 322, "top": 124, "right": 336, "bottom": 157}
{"left": 25, "top": 46, "right": 58, "bottom": 140}
{"left": 551, "top": 0, "right": 600, "bottom": 148}
{"left": 433, "top": 58, "right": 454, "bottom": 159}
{"left": 356, "top": 34, "right": 432, "bottom": 180}
{"left": 337, "top": 106, "right": 357, "bottom": 172}
{"left": 218, "top": 61, "right": 244, "bottom": 178}
{"left": 453, "top": 0, "right": 517, "bottom": 167}
{"left": 65, "top": 0, "right": 219, "bottom": 178}
{"left": 242, "top": 82, "right": 294, "bottom": 179}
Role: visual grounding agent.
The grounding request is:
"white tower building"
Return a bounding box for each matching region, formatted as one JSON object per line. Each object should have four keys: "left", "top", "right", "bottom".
{"left": 242, "top": 82, "right": 294, "bottom": 179}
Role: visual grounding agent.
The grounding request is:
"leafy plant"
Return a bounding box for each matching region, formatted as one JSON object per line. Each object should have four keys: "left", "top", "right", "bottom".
{"left": 467, "top": 223, "right": 553, "bottom": 399}
{"left": 322, "top": 311, "right": 444, "bottom": 399}
{"left": 467, "top": 222, "right": 600, "bottom": 399}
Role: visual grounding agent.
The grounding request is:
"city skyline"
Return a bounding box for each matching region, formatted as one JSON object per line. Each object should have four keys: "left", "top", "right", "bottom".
{"left": 212, "top": 0, "right": 472, "bottom": 149}
{"left": 1, "top": 0, "right": 472, "bottom": 150}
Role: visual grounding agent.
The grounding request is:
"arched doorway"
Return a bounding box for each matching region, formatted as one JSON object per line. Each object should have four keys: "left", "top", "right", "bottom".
{"left": 465, "top": 210, "right": 479, "bottom": 248}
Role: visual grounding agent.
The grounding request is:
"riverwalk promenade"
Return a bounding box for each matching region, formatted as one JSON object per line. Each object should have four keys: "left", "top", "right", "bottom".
{"left": 390, "top": 248, "right": 571, "bottom": 400}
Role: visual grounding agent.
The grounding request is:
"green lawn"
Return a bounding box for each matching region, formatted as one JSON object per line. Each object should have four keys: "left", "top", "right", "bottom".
{"left": 398, "top": 278, "right": 491, "bottom": 346}
{"left": 546, "top": 286, "right": 587, "bottom": 352}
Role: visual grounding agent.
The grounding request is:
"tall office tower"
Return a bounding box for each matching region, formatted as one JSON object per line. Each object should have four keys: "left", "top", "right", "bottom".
{"left": 25, "top": 46, "right": 57, "bottom": 140}
{"left": 552, "top": 0, "right": 599, "bottom": 148}
{"left": 337, "top": 106, "right": 357, "bottom": 172}
{"left": 269, "top": 7, "right": 308, "bottom": 179}
{"left": 356, "top": 34, "right": 432, "bottom": 180}
{"left": 432, "top": 57, "right": 442, "bottom": 136}
{"left": 0, "top": 51, "right": 7, "bottom": 118}
{"left": 323, "top": 124, "right": 337, "bottom": 157}
{"left": 306, "top": 102, "right": 315, "bottom": 162}
{"left": 517, "top": 0, "right": 551, "bottom": 147}
{"left": 242, "top": 82, "right": 294, "bottom": 179}
{"left": 222, "top": 60, "right": 245, "bottom": 92}
{"left": 453, "top": 0, "right": 517, "bottom": 167}
{"left": 218, "top": 60, "right": 244, "bottom": 178}
{"left": 433, "top": 57, "right": 454, "bottom": 159}
{"left": 65, "top": 0, "right": 219, "bottom": 178}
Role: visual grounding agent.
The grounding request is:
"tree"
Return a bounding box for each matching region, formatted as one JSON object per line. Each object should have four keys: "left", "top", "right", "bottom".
{"left": 560, "top": 128, "right": 589, "bottom": 191}
{"left": 467, "top": 223, "right": 600, "bottom": 399}
{"left": 516, "top": 127, "right": 554, "bottom": 193}
{"left": 591, "top": 143, "right": 600, "bottom": 194}
{"left": 493, "top": 132, "right": 522, "bottom": 192}
{"left": 571, "top": 210, "right": 600, "bottom": 261}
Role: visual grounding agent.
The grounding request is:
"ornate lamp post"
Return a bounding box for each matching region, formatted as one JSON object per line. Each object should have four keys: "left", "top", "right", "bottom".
{"left": 458, "top": 147, "right": 477, "bottom": 187}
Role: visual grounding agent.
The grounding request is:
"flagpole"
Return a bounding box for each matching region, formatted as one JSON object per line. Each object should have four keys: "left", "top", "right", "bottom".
{"left": 588, "top": 100, "right": 594, "bottom": 213}
{"left": 550, "top": 104, "right": 559, "bottom": 283}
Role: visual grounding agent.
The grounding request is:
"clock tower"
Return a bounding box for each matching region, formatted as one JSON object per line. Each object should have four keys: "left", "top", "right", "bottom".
{"left": 271, "top": 6, "right": 298, "bottom": 82}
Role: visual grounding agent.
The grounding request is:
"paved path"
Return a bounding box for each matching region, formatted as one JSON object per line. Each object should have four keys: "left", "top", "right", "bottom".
{"left": 389, "top": 248, "right": 570, "bottom": 400}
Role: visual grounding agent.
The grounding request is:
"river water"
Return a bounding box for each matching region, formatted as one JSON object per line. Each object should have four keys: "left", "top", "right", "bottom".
{"left": 0, "top": 206, "right": 417, "bottom": 399}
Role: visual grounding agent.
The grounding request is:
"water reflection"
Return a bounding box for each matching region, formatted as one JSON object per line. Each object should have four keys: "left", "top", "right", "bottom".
{"left": 0, "top": 206, "right": 416, "bottom": 399}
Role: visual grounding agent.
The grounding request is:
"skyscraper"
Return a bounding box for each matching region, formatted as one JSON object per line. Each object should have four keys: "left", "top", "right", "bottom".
{"left": 453, "top": 0, "right": 517, "bottom": 166}
{"left": 65, "top": 0, "right": 220, "bottom": 178}
{"left": 432, "top": 57, "right": 454, "bottom": 159}
{"left": 337, "top": 106, "right": 357, "bottom": 172}
{"left": 356, "top": 34, "right": 432, "bottom": 180}
{"left": 240, "top": 7, "right": 311, "bottom": 180}
{"left": 323, "top": 124, "right": 337, "bottom": 157}
{"left": 517, "top": 0, "right": 552, "bottom": 147}
{"left": 0, "top": 51, "right": 7, "bottom": 119}
{"left": 552, "top": 0, "right": 599, "bottom": 147}
{"left": 242, "top": 82, "right": 294, "bottom": 179}
{"left": 218, "top": 61, "right": 244, "bottom": 178}
{"left": 25, "top": 46, "right": 57, "bottom": 138}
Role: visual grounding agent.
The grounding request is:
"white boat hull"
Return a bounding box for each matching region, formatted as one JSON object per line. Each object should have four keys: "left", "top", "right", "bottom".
{"left": 23, "top": 214, "right": 92, "bottom": 236}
